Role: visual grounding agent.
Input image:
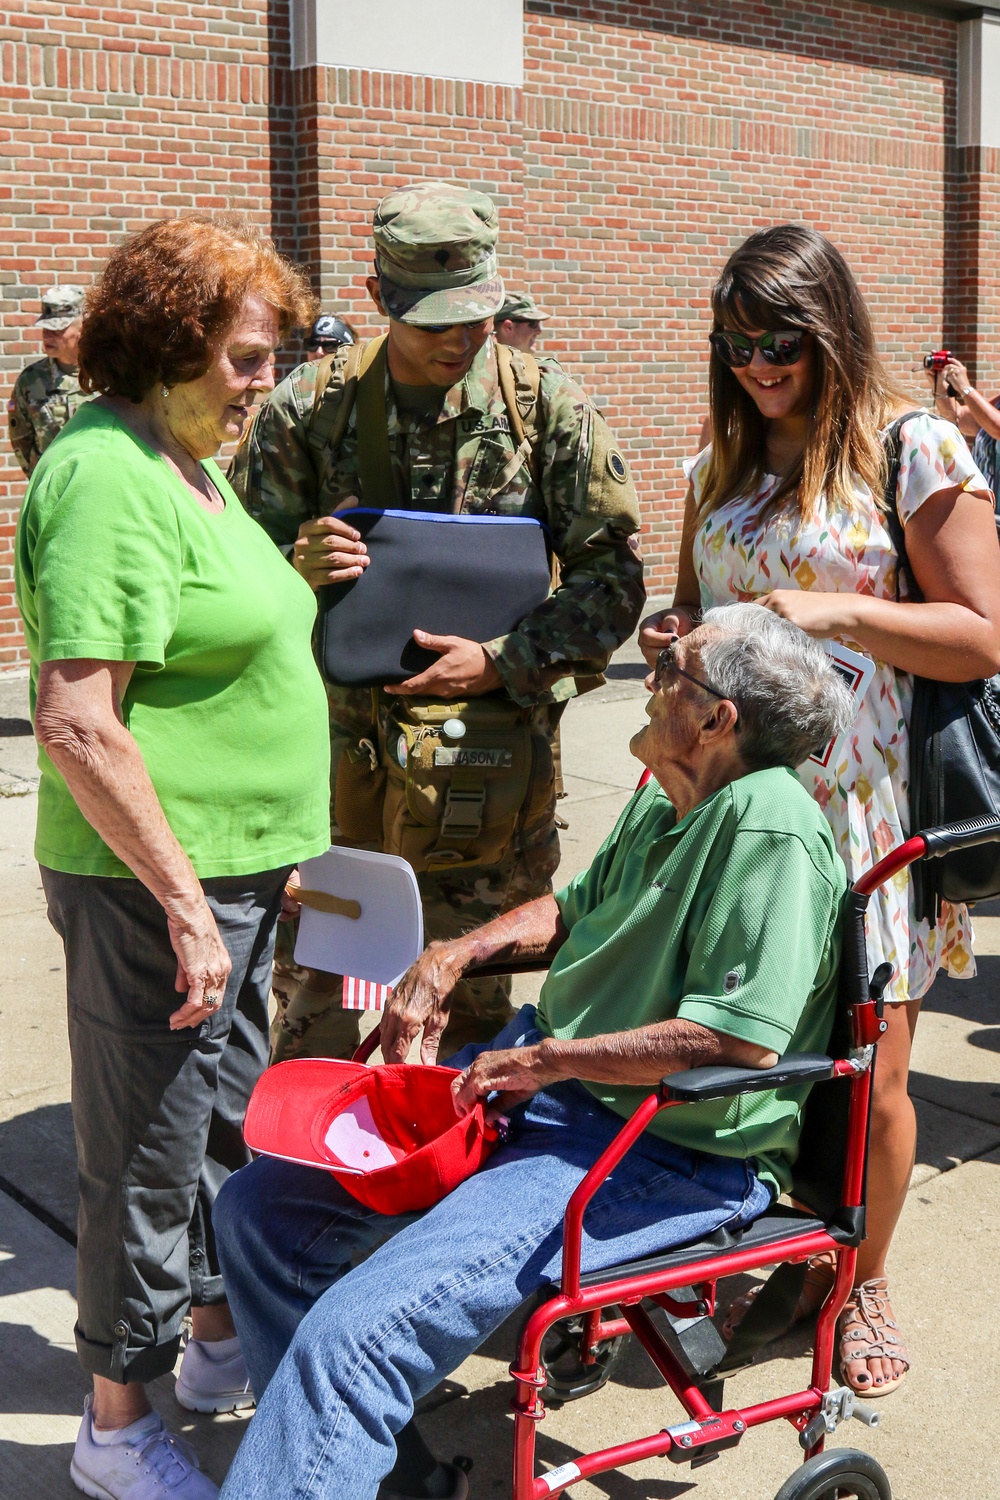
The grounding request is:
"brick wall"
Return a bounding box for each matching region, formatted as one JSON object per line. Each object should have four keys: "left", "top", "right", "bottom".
{"left": 1, "top": 0, "right": 993, "bottom": 665}
{"left": 0, "top": 0, "right": 276, "bottom": 667}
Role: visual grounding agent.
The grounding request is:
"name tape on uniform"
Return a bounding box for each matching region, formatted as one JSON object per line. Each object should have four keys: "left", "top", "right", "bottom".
{"left": 433, "top": 747, "right": 513, "bottom": 769}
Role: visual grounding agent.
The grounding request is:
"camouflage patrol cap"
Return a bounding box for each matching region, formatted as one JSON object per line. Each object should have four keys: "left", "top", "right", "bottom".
{"left": 36, "top": 285, "right": 86, "bottom": 330}
{"left": 494, "top": 291, "right": 550, "bottom": 324}
{"left": 373, "top": 182, "right": 505, "bottom": 326}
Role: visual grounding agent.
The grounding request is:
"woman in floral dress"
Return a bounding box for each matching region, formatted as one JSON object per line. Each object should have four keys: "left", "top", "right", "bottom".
{"left": 641, "top": 225, "right": 1000, "bottom": 1397}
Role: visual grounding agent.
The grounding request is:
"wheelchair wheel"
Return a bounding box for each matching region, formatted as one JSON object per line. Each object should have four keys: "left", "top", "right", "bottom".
{"left": 532, "top": 1312, "right": 628, "bottom": 1404}
{"left": 773, "top": 1448, "right": 891, "bottom": 1500}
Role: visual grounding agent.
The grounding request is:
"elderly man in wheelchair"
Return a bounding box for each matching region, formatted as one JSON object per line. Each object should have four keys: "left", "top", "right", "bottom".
{"left": 214, "top": 603, "right": 858, "bottom": 1500}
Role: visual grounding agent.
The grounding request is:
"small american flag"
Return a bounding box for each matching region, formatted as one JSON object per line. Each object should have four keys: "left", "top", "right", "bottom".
{"left": 342, "top": 976, "right": 392, "bottom": 1012}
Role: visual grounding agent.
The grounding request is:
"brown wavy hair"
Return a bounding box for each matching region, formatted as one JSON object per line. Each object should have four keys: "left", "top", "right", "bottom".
{"left": 700, "top": 225, "right": 902, "bottom": 519}
{"left": 79, "top": 215, "right": 316, "bottom": 401}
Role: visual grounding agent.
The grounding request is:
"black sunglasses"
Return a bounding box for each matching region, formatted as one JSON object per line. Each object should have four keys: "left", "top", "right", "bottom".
{"left": 654, "top": 641, "right": 738, "bottom": 725}
{"left": 709, "top": 329, "right": 804, "bottom": 369}
{"left": 417, "top": 319, "right": 492, "bottom": 335}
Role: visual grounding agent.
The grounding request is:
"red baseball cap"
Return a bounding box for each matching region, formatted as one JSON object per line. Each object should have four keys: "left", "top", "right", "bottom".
{"left": 243, "top": 1059, "right": 499, "bottom": 1215}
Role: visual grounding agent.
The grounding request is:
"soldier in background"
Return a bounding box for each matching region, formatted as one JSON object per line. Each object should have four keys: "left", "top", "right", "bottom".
{"left": 7, "top": 285, "right": 90, "bottom": 477}
{"left": 493, "top": 290, "right": 549, "bottom": 352}
{"left": 229, "top": 181, "right": 644, "bottom": 1066}
{"left": 303, "top": 313, "right": 358, "bottom": 362}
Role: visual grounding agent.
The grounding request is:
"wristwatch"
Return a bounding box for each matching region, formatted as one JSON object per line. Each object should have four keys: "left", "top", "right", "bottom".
{"left": 961, "top": 385, "right": 974, "bottom": 397}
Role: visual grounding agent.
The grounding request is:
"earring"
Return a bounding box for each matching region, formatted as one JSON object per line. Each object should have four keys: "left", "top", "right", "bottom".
{"left": 161, "top": 385, "right": 169, "bottom": 399}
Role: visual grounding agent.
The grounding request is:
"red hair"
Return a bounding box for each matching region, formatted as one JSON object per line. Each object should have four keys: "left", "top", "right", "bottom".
{"left": 79, "top": 216, "right": 316, "bottom": 400}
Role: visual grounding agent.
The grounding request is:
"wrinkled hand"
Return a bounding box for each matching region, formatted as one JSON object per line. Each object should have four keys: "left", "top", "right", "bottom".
{"left": 451, "top": 1043, "right": 558, "bottom": 1123}
{"left": 381, "top": 940, "right": 467, "bottom": 1064}
{"left": 389, "top": 631, "right": 502, "bottom": 698}
{"left": 941, "top": 360, "right": 971, "bottom": 397}
{"left": 755, "top": 589, "right": 854, "bottom": 638}
{"left": 292, "top": 502, "right": 369, "bottom": 591}
{"left": 638, "top": 606, "right": 697, "bottom": 668}
{"left": 167, "top": 899, "right": 233, "bottom": 1030}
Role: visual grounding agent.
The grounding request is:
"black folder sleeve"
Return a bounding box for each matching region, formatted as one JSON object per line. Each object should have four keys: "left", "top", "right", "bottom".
{"left": 319, "top": 510, "right": 552, "bottom": 687}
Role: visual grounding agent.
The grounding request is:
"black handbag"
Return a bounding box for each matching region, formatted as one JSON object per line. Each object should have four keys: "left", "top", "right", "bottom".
{"left": 319, "top": 509, "right": 552, "bottom": 688}
{"left": 882, "top": 412, "right": 1000, "bottom": 919}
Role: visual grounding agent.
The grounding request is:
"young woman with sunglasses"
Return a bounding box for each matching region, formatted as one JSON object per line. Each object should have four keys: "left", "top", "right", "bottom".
{"left": 640, "top": 224, "right": 1000, "bottom": 1399}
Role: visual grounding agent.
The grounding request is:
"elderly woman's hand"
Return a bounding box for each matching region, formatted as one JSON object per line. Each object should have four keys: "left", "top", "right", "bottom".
{"left": 167, "top": 898, "right": 234, "bottom": 1030}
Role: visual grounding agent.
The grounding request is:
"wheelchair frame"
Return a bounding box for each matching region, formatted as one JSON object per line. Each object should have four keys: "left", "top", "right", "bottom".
{"left": 359, "top": 807, "right": 1000, "bottom": 1498}
{"left": 502, "top": 812, "right": 1000, "bottom": 1498}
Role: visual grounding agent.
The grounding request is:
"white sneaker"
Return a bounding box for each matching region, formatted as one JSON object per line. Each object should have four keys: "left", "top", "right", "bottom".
{"left": 175, "top": 1335, "right": 255, "bottom": 1414}
{"left": 71, "top": 1397, "right": 219, "bottom": 1498}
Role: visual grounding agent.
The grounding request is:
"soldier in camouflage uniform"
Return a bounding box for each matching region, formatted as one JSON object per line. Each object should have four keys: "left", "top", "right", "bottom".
{"left": 229, "top": 182, "right": 644, "bottom": 1064}
{"left": 7, "top": 286, "right": 90, "bottom": 477}
{"left": 494, "top": 289, "right": 550, "bottom": 353}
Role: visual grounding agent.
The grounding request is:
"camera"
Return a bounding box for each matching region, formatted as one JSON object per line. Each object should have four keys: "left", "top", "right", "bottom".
{"left": 923, "top": 349, "right": 958, "bottom": 396}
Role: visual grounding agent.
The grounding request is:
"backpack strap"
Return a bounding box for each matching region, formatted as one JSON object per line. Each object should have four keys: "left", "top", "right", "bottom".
{"left": 354, "top": 335, "right": 398, "bottom": 507}
{"left": 495, "top": 342, "right": 543, "bottom": 488}
{"left": 306, "top": 335, "right": 391, "bottom": 503}
{"left": 881, "top": 409, "right": 927, "bottom": 602}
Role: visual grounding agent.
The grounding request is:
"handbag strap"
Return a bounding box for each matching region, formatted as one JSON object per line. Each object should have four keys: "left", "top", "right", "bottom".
{"left": 880, "top": 410, "right": 927, "bottom": 603}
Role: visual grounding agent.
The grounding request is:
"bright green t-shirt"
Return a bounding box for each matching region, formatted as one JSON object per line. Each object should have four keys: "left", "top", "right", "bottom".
{"left": 537, "top": 768, "right": 846, "bottom": 1198}
{"left": 15, "top": 402, "right": 331, "bottom": 879}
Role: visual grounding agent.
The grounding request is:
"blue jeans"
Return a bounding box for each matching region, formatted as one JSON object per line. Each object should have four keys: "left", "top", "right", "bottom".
{"left": 214, "top": 1008, "right": 771, "bottom": 1498}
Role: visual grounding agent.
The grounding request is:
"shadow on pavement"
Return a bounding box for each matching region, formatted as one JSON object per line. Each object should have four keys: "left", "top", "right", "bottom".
{"left": 0, "top": 1324, "right": 87, "bottom": 1415}
{"left": 921, "top": 953, "right": 999, "bottom": 1026}
{"left": 417, "top": 1373, "right": 695, "bottom": 1500}
{"left": 0, "top": 1102, "right": 78, "bottom": 1238}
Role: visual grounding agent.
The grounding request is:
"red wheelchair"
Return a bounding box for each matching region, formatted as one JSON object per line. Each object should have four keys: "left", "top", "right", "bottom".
{"left": 363, "top": 808, "right": 1000, "bottom": 1500}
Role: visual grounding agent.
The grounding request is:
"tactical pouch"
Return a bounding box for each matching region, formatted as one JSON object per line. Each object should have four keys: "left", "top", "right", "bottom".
{"left": 380, "top": 697, "right": 546, "bottom": 873}
{"left": 334, "top": 733, "right": 386, "bottom": 846}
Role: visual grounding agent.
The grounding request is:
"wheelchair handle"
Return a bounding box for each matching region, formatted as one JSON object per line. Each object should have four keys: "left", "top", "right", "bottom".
{"left": 920, "top": 813, "right": 1000, "bottom": 857}
{"left": 854, "top": 814, "right": 1000, "bottom": 897}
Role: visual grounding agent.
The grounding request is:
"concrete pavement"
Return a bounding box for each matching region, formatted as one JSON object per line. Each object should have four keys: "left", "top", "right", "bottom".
{"left": 1, "top": 642, "right": 999, "bottom": 1499}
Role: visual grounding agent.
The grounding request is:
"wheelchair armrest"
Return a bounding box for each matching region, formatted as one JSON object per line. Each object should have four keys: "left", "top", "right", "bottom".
{"left": 464, "top": 957, "right": 553, "bottom": 979}
{"left": 661, "top": 1052, "right": 836, "bottom": 1103}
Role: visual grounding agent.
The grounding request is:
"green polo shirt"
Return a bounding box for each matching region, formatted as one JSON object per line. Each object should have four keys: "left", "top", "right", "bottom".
{"left": 536, "top": 768, "right": 846, "bottom": 1198}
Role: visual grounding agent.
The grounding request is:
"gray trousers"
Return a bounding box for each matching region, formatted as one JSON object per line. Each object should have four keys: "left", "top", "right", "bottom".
{"left": 41, "top": 866, "right": 289, "bottom": 1384}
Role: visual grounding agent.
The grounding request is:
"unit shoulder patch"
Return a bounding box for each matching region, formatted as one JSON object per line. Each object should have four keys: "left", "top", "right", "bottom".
{"left": 606, "top": 449, "right": 629, "bottom": 483}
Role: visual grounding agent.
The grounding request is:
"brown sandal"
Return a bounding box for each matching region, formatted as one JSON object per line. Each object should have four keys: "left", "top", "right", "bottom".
{"left": 722, "top": 1252, "right": 837, "bottom": 1343}
{"left": 838, "top": 1278, "right": 909, "bottom": 1398}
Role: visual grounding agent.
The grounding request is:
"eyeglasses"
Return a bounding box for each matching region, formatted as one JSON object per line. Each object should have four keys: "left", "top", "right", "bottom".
{"left": 708, "top": 329, "right": 804, "bottom": 369}
{"left": 509, "top": 319, "right": 542, "bottom": 330}
{"left": 654, "top": 641, "right": 737, "bottom": 723}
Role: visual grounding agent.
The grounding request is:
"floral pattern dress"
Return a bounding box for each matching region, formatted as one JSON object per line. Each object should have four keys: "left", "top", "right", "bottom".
{"left": 686, "top": 412, "right": 993, "bottom": 1002}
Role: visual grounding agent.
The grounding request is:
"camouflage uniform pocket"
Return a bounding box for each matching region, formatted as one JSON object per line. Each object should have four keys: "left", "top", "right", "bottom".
{"left": 334, "top": 735, "right": 387, "bottom": 844}
{"left": 381, "top": 698, "right": 535, "bottom": 873}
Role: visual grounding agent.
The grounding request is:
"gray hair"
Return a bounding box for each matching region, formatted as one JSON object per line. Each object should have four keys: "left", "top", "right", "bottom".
{"left": 698, "top": 604, "right": 855, "bottom": 770}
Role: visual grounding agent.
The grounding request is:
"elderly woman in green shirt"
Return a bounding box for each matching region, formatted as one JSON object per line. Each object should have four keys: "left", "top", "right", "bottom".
{"left": 15, "top": 217, "right": 330, "bottom": 1500}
